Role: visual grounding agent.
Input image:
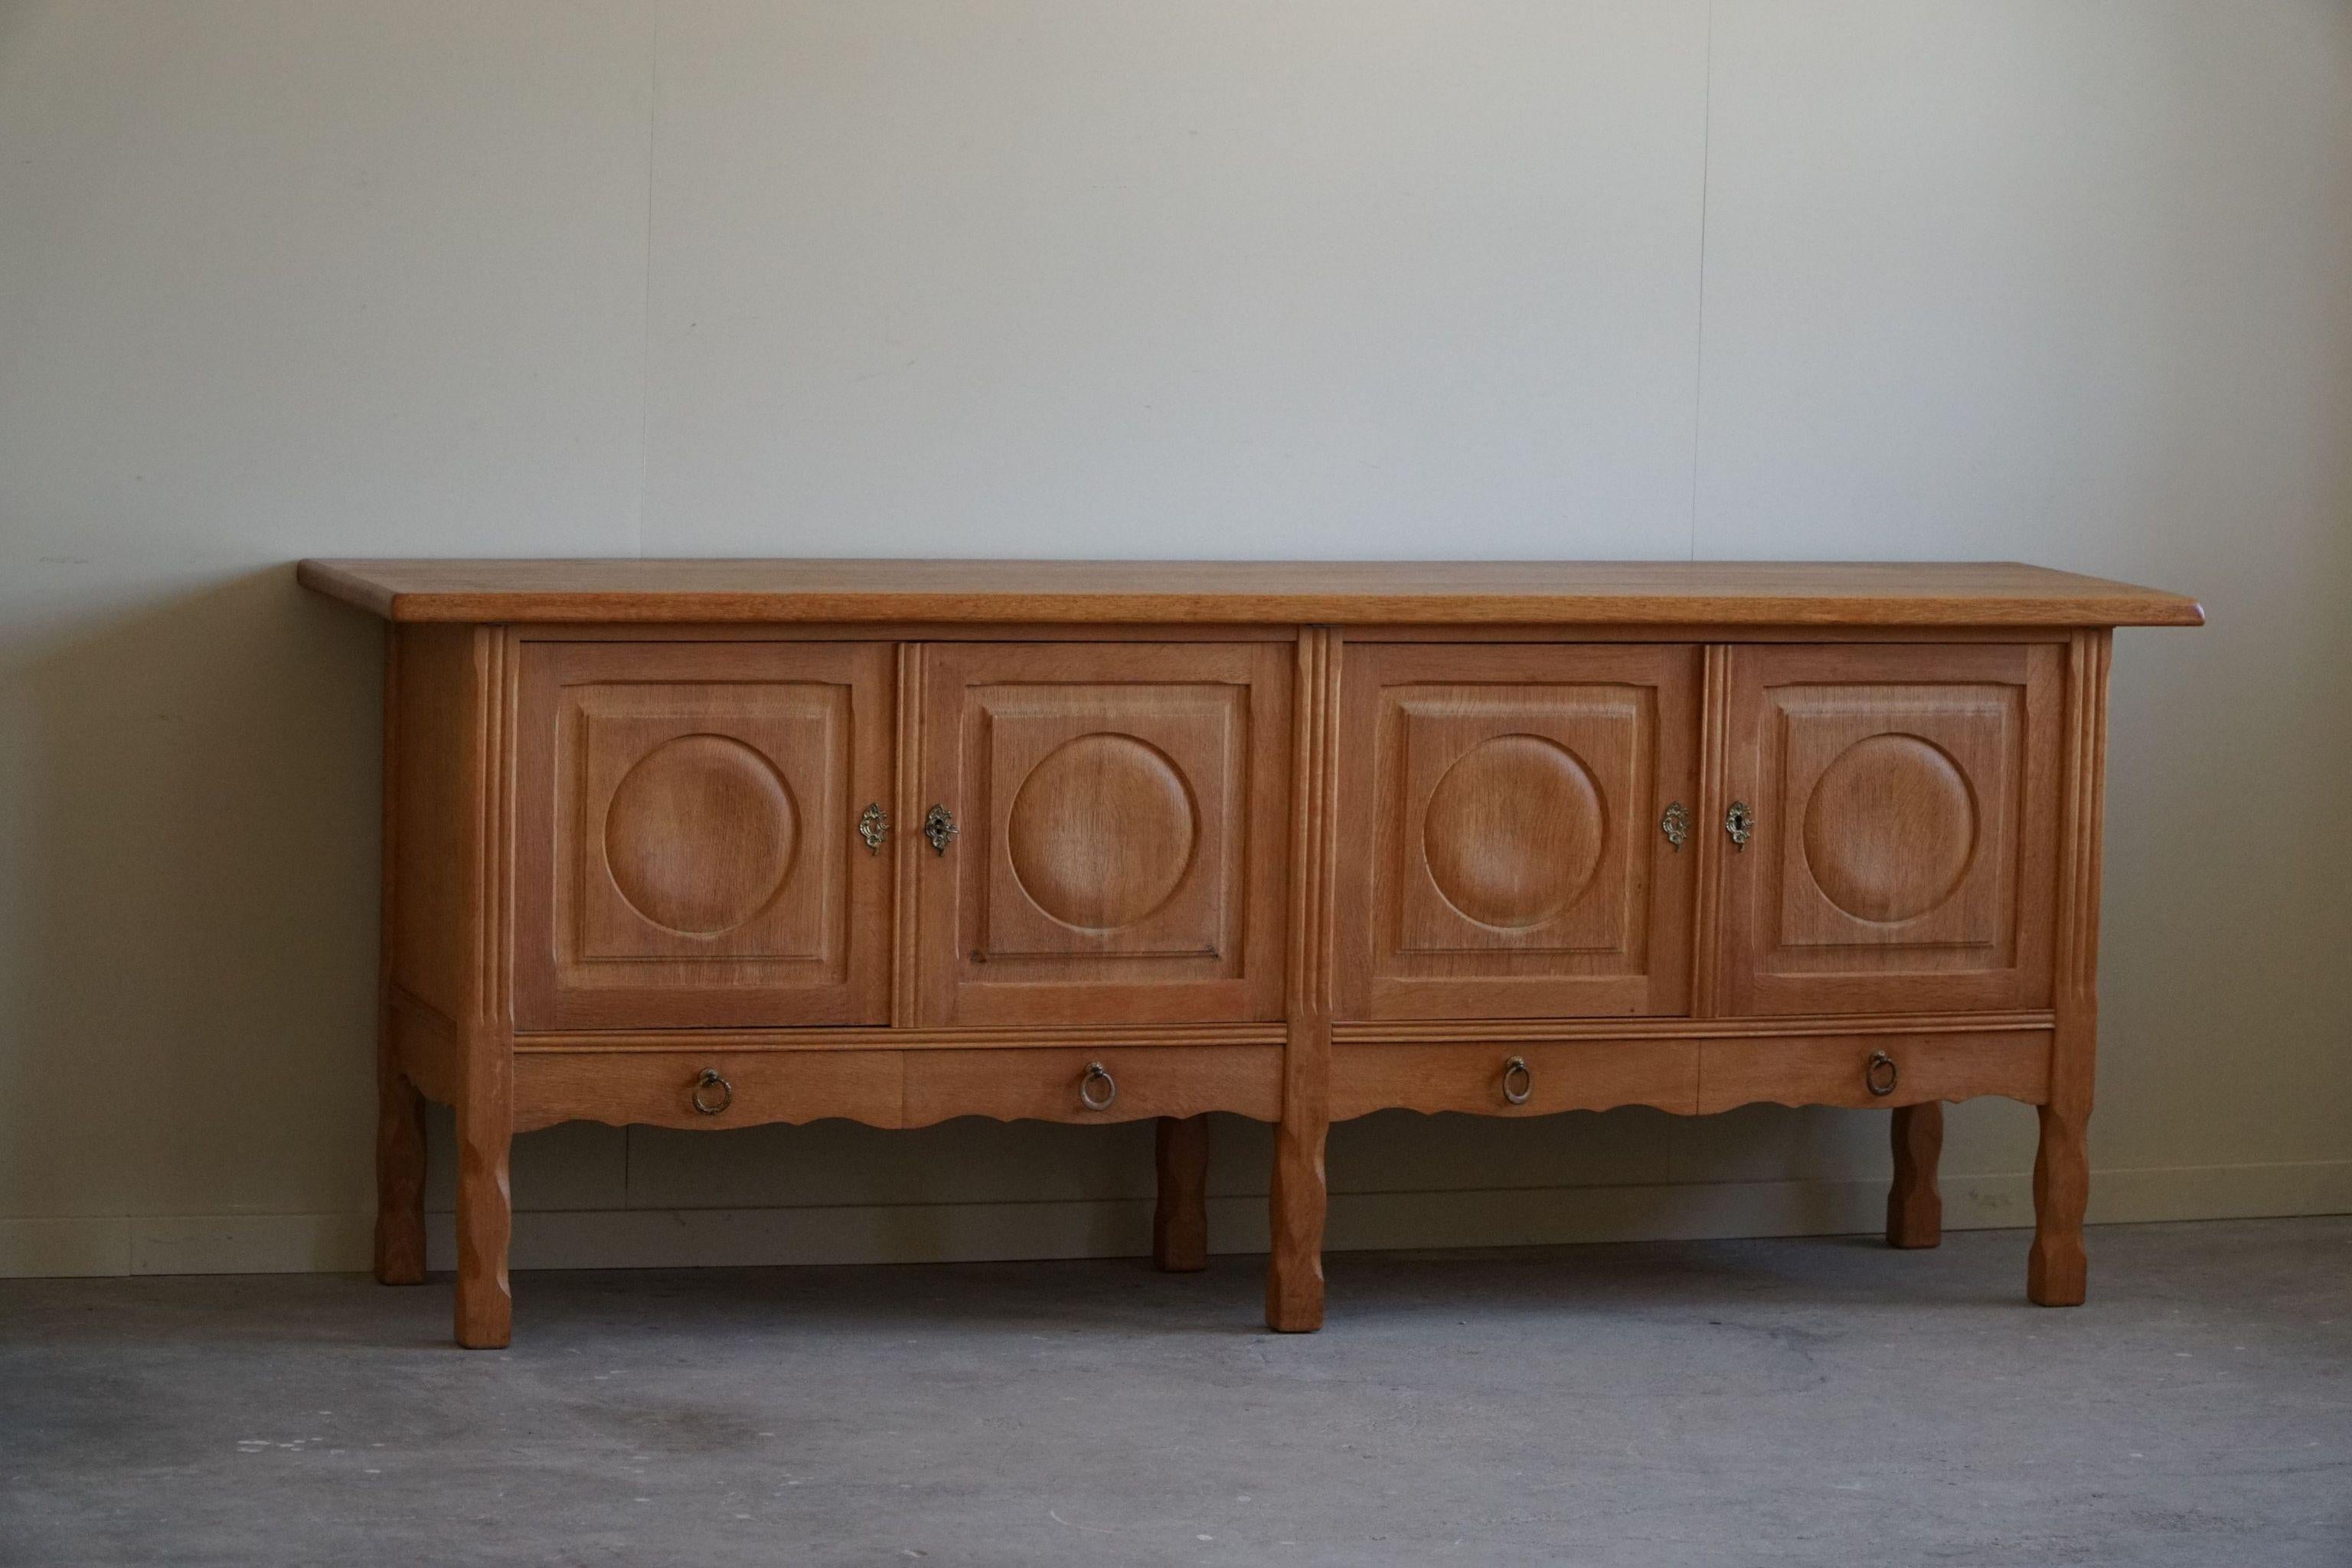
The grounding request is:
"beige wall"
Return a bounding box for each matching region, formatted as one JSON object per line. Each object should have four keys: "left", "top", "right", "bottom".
{"left": 2, "top": 1, "right": 2345, "bottom": 1277}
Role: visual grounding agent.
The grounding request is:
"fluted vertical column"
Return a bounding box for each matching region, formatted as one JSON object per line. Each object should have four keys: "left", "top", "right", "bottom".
{"left": 452, "top": 626, "right": 514, "bottom": 1348}
{"left": 2030, "top": 629, "right": 2109, "bottom": 1307}
{"left": 1267, "top": 628, "right": 1339, "bottom": 1332}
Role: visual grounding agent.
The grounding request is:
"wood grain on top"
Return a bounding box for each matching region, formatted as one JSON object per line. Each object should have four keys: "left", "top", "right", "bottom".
{"left": 296, "top": 557, "right": 2204, "bottom": 627}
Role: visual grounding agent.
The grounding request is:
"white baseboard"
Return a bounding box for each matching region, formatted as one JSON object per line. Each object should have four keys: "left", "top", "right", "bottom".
{"left": 5, "top": 1159, "right": 2347, "bottom": 1279}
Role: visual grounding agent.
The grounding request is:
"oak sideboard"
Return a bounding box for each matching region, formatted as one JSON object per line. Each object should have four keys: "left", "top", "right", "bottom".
{"left": 299, "top": 559, "right": 2201, "bottom": 1348}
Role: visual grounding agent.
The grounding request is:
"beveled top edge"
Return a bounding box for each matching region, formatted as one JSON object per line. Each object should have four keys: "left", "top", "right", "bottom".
{"left": 295, "top": 558, "right": 2205, "bottom": 628}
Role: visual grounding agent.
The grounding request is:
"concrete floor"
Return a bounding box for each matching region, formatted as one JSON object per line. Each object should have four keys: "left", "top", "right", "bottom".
{"left": 2, "top": 1217, "right": 2347, "bottom": 1567}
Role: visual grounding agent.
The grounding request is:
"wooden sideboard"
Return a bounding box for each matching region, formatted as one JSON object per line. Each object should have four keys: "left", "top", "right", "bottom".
{"left": 299, "top": 560, "right": 2201, "bottom": 1348}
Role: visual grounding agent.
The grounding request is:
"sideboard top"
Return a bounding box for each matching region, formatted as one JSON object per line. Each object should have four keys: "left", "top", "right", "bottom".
{"left": 296, "top": 558, "right": 2203, "bottom": 628}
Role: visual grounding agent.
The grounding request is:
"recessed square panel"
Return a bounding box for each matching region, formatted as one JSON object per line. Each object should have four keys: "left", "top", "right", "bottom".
{"left": 570, "top": 686, "right": 843, "bottom": 965}
{"left": 972, "top": 684, "right": 1239, "bottom": 962}
{"left": 1388, "top": 687, "right": 1644, "bottom": 959}
{"left": 1768, "top": 684, "right": 2019, "bottom": 959}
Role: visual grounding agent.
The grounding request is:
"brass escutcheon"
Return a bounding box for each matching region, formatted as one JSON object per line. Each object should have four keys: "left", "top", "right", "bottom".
{"left": 858, "top": 802, "right": 890, "bottom": 854}
{"left": 923, "top": 804, "right": 958, "bottom": 855}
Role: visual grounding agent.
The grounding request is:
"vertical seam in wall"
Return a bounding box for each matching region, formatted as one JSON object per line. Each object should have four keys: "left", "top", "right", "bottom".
{"left": 633, "top": 5, "right": 659, "bottom": 560}
{"left": 1686, "top": 0, "right": 1716, "bottom": 564}
{"left": 1668, "top": 1, "right": 1718, "bottom": 1186}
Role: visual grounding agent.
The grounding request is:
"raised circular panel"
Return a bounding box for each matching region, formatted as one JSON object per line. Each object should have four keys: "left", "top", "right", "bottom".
{"left": 604, "top": 734, "right": 798, "bottom": 936}
{"left": 1423, "top": 734, "right": 1605, "bottom": 930}
{"left": 1804, "top": 733, "right": 1976, "bottom": 924}
{"left": 1008, "top": 733, "right": 1197, "bottom": 931}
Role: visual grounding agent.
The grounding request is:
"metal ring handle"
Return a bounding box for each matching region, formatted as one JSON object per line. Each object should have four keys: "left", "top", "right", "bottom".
{"left": 691, "top": 1067, "right": 734, "bottom": 1116}
{"left": 1864, "top": 1050, "right": 1899, "bottom": 1098}
{"left": 1078, "top": 1061, "right": 1117, "bottom": 1112}
{"left": 1501, "top": 1056, "right": 1534, "bottom": 1106}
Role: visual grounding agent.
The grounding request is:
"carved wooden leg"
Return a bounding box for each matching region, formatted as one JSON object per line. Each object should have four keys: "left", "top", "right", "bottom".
{"left": 2028, "top": 1102, "right": 2089, "bottom": 1305}
{"left": 1153, "top": 1115, "right": 1210, "bottom": 1272}
{"left": 1886, "top": 1101, "right": 1944, "bottom": 1250}
{"left": 1266, "top": 1021, "right": 1330, "bottom": 1332}
{"left": 374, "top": 1057, "right": 428, "bottom": 1285}
{"left": 454, "top": 1078, "right": 512, "bottom": 1348}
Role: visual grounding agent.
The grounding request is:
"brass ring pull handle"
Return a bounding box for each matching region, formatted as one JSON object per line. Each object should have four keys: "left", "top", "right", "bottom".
{"left": 1660, "top": 802, "right": 1690, "bottom": 851}
{"left": 1078, "top": 1061, "right": 1117, "bottom": 1112}
{"left": 923, "top": 804, "right": 958, "bottom": 856}
{"left": 1864, "top": 1050, "right": 1900, "bottom": 1098}
{"left": 691, "top": 1067, "right": 734, "bottom": 1116}
{"left": 1725, "top": 800, "right": 1755, "bottom": 850}
{"left": 858, "top": 803, "right": 890, "bottom": 854}
{"left": 1501, "top": 1056, "right": 1534, "bottom": 1106}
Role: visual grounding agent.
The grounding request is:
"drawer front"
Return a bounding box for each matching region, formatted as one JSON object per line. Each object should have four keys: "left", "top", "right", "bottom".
{"left": 1717, "top": 643, "right": 2063, "bottom": 1016}
{"left": 1330, "top": 1040, "right": 1699, "bottom": 1120}
{"left": 903, "top": 1047, "right": 1283, "bottom": 1126}
{"left": 514, "top": 640, "right": 897, "bottom": 1031}
{"left": 511, "top": 1050, "right": 904, "bottom": 1132}
{"left": 1695, "top": 1030, "right": 2052, "bottom": 1112}
{"left": 915, "top": 642, "right": 1292, "bottom": 1027}
{"left": 1335, "top": 643, "right": 1701, "bottom": 1021}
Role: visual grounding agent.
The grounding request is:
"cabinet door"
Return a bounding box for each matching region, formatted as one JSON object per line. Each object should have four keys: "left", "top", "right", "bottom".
{"left": 915, "top": 642, "right": 1290, "bottom": 1026}
{"left": 1336, "top": 644, "right": 1701, "bottom": 1020}
{"left": 514, "top": 642, "right": 894, "bottom": 1031}
{"left": 1718, "top": 643, "right": 2062, "bottom": 1016}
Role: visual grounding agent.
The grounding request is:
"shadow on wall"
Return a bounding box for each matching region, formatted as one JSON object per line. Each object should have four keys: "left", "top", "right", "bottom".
{"left": 2, "top": 565, "right": 382, "bottom": 1229}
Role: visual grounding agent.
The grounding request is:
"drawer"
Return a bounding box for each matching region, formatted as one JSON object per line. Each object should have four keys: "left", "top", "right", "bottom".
{"left": 1329, "top": 1040, "right": 1699, "bottom": 1121}
{"left": 903, "top": 1046, "right": 1282, "bottom": 1126}
{"left": 1695, "top": 1030, "right": 2052, "bottom": 1113}
{"left": 511, "top": 1050, "right": 904, "bottom": 1132}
